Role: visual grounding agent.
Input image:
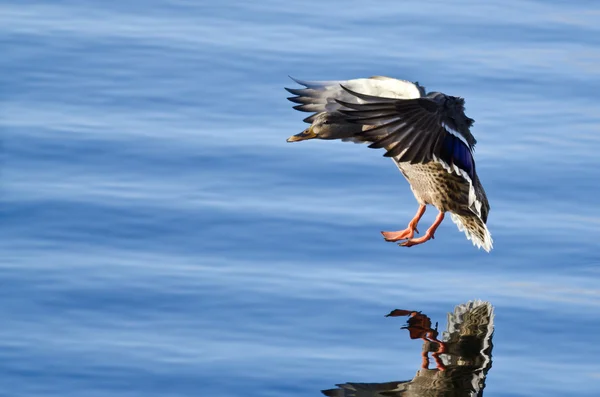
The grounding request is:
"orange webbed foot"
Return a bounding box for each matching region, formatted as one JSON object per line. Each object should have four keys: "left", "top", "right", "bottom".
{"left": 399, "top": 211, "right": 445, "bottom": 248}
{"left": 399, "top": 233, "right": 435, "bottom": 247}
{"left": 381, "top": 227, "right": 419, "bottom": 242}
{"left": 381, "top": 205, "right": 426, "bottom": 242}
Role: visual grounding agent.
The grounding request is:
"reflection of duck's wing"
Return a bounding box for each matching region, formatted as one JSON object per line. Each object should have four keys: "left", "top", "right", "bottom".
{"left": 322, "top": 381, "right": 410, "bottom": 397}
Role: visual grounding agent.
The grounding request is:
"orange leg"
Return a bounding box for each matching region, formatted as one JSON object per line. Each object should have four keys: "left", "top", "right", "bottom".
{"left": 400, "top": 211, "right": 445, "bottom": 247}
{"left": 425, "top": 334, "right": 447, "bottom": 354}
{"left": 431, "top": 351, "right": 447, "bottom": 371}
{"left": 420, "top": 341, "right": 447, "bottom": 371}
{"left": 381, "top": 205, "right": 426, "bottom": 242}
{"left": 421, "top": 349, "right": 430, "bottom": 370}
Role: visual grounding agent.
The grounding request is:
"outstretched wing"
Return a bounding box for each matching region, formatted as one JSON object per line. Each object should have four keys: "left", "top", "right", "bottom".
{"left": 285, "top": 76, "right": 424, "bottom": 123}
{"left": 336, "top": 86, "right": 477, "bottom": 180}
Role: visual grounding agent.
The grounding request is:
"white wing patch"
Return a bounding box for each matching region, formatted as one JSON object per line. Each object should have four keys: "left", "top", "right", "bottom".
{"left": 341, "top": 77, "right": 424, "bottom": 100}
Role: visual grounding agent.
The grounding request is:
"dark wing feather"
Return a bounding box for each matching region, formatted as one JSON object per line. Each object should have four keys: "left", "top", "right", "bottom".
{"left": 335, "top": 85, "right": 477, "bottom": 179}
{"left": 473, "top": 174, "right": 490, "bottom": 222}
{"left": 285, "top": 77, "right": 427, "bottom": 127}
{"left": 285, "top": 83, "right": 331, "bottom": 123}
{"left": 285, "top": 77, "right": 349, "bottom": 124}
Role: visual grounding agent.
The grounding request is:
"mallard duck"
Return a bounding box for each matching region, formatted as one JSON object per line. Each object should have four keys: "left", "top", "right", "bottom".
{"left": 285, "top": 76, "right": 492, "bottom": 252}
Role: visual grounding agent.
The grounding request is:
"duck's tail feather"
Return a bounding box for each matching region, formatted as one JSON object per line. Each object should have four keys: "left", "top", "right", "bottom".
{"left": 450, "top": 213, "right": 493, "bottom": 252}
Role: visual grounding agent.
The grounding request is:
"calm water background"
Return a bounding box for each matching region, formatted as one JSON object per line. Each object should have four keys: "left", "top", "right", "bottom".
{"left": 2, "top": 1, "right": 600, "bottom": 396}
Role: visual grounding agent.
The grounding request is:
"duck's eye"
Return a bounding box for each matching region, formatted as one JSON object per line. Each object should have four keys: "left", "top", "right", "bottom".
{"left": 323, "top": 120, "right": 330, "bottom": 124}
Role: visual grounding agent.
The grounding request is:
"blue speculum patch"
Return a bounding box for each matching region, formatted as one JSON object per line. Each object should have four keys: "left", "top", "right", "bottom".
{"left": 440, "top": 134, "right": 474, "bottom": 180}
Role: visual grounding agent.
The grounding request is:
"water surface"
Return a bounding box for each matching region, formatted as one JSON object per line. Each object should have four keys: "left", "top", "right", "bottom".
{"left": 2, "top": 1, "right": 600, "bottom": 396}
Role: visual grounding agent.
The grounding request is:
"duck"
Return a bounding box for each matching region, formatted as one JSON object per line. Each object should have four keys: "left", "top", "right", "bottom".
{"left": 285, "top": 76, "right": 492, "bottom": 252}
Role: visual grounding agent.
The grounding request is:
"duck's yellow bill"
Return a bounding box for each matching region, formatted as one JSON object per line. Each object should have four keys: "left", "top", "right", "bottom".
{"left": 287, "top": 126, "right": 317, "bottom": 142}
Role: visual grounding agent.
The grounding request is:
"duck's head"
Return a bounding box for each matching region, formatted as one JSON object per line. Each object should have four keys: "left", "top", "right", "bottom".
{"left": 287, "top": 112, "right": 360, "bottom": 142}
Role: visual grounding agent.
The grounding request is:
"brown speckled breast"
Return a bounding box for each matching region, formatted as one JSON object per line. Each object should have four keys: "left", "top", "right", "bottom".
{"left": 395, "top": 160, "right": 473, "bottom": 215}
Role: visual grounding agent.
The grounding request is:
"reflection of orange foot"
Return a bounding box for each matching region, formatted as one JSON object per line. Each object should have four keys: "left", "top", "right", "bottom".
{"left": 436, "top": 342, "right": 447, "bottom": 354}
{"left": 381, "top": 228, "right": 418, "bottom": 242}
{"left": 432, "top": 352, "right": 447, "bottom": 371}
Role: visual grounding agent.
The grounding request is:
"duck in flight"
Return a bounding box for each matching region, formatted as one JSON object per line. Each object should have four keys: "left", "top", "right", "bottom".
{"left": 286, "top": 76, "right": 492, "bottom": 252}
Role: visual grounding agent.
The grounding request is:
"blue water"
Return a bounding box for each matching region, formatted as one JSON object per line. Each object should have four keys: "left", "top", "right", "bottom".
{"left": 2, "top": 1, "right": 600, "bottom": 396}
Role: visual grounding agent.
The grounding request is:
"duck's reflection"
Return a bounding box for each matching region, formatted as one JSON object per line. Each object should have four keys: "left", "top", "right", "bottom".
{"left": 322, "top": 300, "right": 494, "bottom": 397}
